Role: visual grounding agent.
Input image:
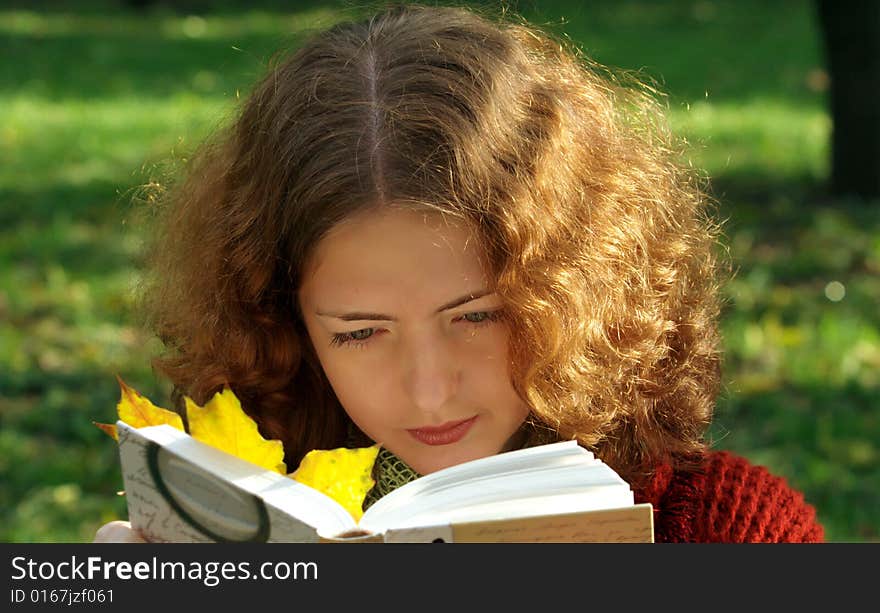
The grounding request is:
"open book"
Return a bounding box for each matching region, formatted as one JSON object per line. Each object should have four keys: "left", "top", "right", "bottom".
{"left": 116, "top": 420, "right": 654, "bottom": 543}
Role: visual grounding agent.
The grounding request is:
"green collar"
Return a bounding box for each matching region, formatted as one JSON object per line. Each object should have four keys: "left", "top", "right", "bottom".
{"left": 363, "top": 447, "right": 420, "bottom": 510}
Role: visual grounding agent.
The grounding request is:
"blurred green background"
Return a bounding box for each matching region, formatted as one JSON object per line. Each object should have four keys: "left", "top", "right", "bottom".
{"left": 1, "top": 0, "right": 877, "bottom": 542}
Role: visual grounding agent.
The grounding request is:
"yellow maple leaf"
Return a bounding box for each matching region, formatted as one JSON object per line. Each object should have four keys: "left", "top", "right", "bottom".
{"left": 291, "top": 445, "right": 380, "bottom": 522}
{"left": 186, "top": 387, "right": 287, "bottom": 474}
{"left": 94, "top": 376, "right": 185, "bottom": 440}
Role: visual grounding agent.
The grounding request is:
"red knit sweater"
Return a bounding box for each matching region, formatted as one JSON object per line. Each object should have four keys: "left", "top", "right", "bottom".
{"left": 634, "top": 451, "right": 825, "bottom": 542}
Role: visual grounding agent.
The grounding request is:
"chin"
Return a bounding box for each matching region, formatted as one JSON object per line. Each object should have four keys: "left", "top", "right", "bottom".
{"left": 408, "top": 444, "right": 497, "bottom": 475}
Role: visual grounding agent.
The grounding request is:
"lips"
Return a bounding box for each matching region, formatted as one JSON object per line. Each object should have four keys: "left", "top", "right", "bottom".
{"left": 407, "top": 416, "right": 477, "bottom": 446}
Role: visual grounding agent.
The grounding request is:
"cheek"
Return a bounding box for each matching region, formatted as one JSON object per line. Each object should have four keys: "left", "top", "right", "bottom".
{"left": 470, "top": 328, "right": 526, "bottom": 407}
{"left": 327, "top": 371, "right": 402, "bottom": 444}
{"left": 316, "top": 352, "right": 400, "bottom": 419}
{"left": 465, "top": 324, "right": 511, "bottom": 370}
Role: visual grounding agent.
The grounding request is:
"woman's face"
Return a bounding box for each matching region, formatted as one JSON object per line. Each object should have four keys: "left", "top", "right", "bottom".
{"left": 298, "top": 207, "right": 529, "bottom": 474}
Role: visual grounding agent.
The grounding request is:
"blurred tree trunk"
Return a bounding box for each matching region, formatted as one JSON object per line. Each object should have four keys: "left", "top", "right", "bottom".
{"left": 816, "top": 0, "right": 880, "bottom": 200}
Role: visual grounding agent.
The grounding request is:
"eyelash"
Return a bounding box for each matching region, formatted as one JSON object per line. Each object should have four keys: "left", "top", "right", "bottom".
{"left": 329, "top": 309, "right": 504, "bottom": 348}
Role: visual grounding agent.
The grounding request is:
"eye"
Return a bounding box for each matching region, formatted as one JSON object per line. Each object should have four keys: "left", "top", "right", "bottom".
{"left": 330, "top": 327, "right": 375, "bottom": 347}
{"left": 458, "top": 310, "right": 503, "bottom": 325}
{"left": 463, "top": 311, "right": 490, "bottom": 323}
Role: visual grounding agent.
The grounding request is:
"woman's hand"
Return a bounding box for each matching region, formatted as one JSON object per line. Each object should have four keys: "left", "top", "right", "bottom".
{"left": 92, "top": 520, "right": 147, "bottom": 543}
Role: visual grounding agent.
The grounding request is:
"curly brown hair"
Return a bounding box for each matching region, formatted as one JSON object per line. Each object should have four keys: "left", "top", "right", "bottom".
{"left": 137, "top": 3, "right": 724, "bottom": 485}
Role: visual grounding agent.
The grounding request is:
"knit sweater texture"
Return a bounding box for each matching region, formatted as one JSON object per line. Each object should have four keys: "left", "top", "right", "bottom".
{"left": 634, "top": 451, "right": 825, "bottom": 543}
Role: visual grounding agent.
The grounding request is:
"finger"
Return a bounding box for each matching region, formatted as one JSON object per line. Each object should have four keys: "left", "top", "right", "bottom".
{"left": 93, "top": 520, "right": 147, "bottom": 543}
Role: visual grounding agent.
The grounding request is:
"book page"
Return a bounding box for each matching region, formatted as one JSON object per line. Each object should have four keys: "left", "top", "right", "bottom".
{"left": 117, "top": 422, "right": 355, "bottom": 542}
{"left": 362, "top": 441, "right": 590, "bottom": 520}
{"left": 372, "top": 486, "right": 634, "bottom": 532}
{"left": 118, "top": 426, "right": 216, "bottom": 543}
{"left": 360, "top": 441, "right": 629, "bottom": 532}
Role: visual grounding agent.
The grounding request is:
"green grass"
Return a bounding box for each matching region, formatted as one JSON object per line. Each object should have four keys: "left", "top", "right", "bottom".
{"left": 1, "top": 0, "right": 877, "bottom": 542}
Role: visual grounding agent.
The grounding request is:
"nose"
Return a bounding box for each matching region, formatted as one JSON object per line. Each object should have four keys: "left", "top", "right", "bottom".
{"left": 401, "top": 332, "right": 461, "bottom": 417}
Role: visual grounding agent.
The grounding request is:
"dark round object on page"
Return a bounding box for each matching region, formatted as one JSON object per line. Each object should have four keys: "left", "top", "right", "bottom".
{"left": 147, "top": 441, "right": 270, "bottom": 542}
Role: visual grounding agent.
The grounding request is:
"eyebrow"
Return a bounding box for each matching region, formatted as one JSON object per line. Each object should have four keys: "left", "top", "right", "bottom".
{"left": 316, "top": 289, "right": 495, "bottom": 321}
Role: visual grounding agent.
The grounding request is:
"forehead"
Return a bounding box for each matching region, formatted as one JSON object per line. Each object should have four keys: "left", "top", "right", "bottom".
{"left": 300, "top": 208, "right": 490, "bottom": 302}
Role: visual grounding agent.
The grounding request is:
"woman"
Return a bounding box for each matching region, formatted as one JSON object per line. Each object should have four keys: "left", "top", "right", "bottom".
{"left": 96, "top": 3, "right": 823, "bottom": 543}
